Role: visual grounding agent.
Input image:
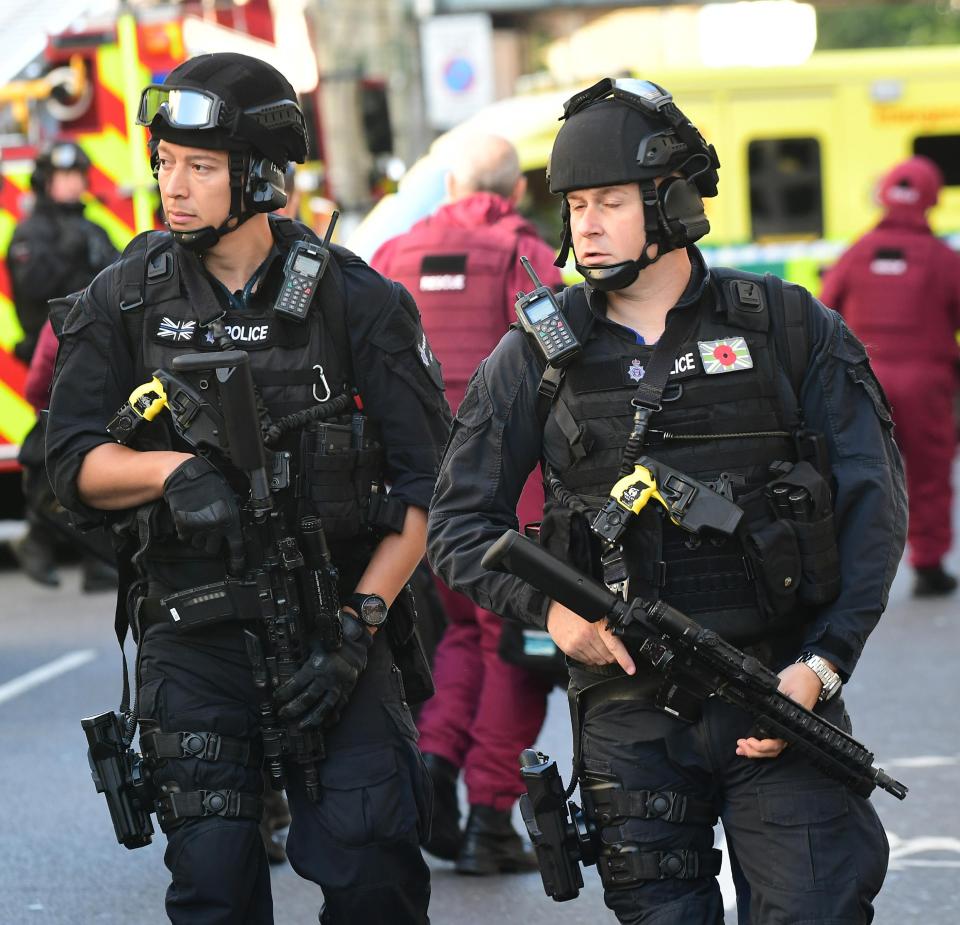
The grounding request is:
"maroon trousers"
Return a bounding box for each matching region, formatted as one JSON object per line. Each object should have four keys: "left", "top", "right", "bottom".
{"left": 416, "top": 581, "right": 553, "bottom": 810}
{"left": 874, "top": 359, "right": 957, "bottom": 568}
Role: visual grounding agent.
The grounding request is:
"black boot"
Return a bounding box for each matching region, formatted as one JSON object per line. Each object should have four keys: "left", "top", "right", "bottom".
{"left": 913, "top": 565, "right": 958, "bottom": 597}
{"left": 456, "top": 804, "right": 538, "bottom": 876}
{"left": 422, "top": 753, "right": 462, "bottom": 860}
{"left": 81, "top": 557, "right": 119, "bottom": 594}
{"left": 12, "top": 531, "right": 60, "bottom": 587}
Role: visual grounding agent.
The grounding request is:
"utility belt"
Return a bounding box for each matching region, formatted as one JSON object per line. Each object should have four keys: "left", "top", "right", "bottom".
{"left": 135, "top": 575, "right": 434, "bottom": 706}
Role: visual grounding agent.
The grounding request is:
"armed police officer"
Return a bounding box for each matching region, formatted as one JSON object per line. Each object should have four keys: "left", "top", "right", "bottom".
{"left": 428, "top": 78, "right": 906, "bottom": 923}
{"left": 47, "top": 53, "right": 448, "bottom": 924}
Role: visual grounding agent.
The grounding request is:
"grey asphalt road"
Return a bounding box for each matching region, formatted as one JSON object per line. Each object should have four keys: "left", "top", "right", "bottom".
{"left": 0, "top": 532, "right": 957, "bottom": 924}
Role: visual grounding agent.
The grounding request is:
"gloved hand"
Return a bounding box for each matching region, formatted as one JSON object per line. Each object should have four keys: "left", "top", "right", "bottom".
{"left": 275, "top": 612, "right": 373, "bottom": 730}
{"left": 162, "top": 456, "right": 245, "bottom": 573}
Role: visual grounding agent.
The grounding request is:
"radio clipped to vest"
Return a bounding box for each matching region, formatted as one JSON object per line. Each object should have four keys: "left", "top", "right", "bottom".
{"left": 274, "top": 211, "right": 339, "bottom": 323}
{"left": 515, "top": 256, "right": 581, "bottom": 367}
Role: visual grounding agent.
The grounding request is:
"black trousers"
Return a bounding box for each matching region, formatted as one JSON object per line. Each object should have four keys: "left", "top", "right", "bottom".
{"left": 572, "top": 674, "right": 888, "bottom": 925}
{"left": 138, "top": 623, "right": 432, "bottom": 925}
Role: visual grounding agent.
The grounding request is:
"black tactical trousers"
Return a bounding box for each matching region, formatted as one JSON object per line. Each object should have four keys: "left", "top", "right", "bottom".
{"left": 138, "top": 623, "right": 433, "bottom": 925}
{"left": 572, "top": 675, "right": 889, "bottom": 925}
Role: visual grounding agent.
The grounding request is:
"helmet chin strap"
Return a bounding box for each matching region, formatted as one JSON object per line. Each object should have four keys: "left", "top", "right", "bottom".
{"left": 570, "top": 180, "right": 672, "bottom": 292}
{"left": 170, "top": 151, "right": 253, "bottom": 252}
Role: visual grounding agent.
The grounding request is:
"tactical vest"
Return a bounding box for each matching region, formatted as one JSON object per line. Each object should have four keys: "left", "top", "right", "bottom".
{"left": 113, "top": 217, "right": 401, "bottom": 587}
{"left": 375, "top": 215, "right": 528, "bottom": 409}
{"left": 539, "top": 269, "right": 834, "bottom": 644}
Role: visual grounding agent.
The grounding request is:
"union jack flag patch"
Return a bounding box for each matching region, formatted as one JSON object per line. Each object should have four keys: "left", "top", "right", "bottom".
{"left": 157, "top": 317, "right": 196, "bottom": 342}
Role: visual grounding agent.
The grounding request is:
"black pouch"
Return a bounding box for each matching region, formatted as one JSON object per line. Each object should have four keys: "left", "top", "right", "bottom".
{"left": 765, "top": 461, "right": 842, "bottom": 608}
{"left": 746, "top": 519, "right": 802, "bottom": 621}
{"left": 791, "top": 515, "right": 842, "bottom": 606}
{"left": 298, "top": 421, "right": 383, "bottom": 540}
{"left": 386, "top": 585, "right": 435, "bottom": 705}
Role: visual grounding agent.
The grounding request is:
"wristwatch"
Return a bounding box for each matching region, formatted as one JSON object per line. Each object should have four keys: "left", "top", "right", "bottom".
{"left": 343, "top": 592, "right": 388, "bottom": 628}
{"left": 795, "top": 652, "right": 842, "bottom": 702}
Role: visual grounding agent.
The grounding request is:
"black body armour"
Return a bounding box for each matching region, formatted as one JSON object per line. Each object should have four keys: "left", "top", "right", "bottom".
{"left": 541, "top": 271, "right": 816, "bottom": 645}
{"left": 118, "top": 217, "right": 391, "bottom": 589}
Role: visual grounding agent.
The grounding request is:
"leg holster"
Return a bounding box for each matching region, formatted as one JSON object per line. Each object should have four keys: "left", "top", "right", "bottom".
{"left": 574, "top": 677, "right": 721, "bottom": 890}
{"left": 140, "top": 729, "right": 264, "bottom": 832}
{"left": 155, "top": 786, "right": 263, "bottom": 831}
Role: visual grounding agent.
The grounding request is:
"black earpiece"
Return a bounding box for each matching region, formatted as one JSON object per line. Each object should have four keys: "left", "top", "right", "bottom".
{"left": 657, "top": 176, "right": 710, "bottom": 247}
{"left": 244, "top": 157, "right": 287, "bottom": 214}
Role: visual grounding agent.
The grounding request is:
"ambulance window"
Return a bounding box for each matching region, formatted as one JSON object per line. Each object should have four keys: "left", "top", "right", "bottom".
{"left": 913, "top": 136, "right": 960, "bottom": 186}
{"left": 747, "top": 138, "right": 823, "bottom": 240}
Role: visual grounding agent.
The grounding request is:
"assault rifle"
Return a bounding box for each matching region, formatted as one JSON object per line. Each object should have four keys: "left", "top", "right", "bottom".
{"left": 110, "top": 351, "right": 341, "bottom": 802}
{"left": 483, "top": 529, "right": 907, "bottom": 801}
{"left": 482, "top": 530, "right": 907, "bottom": 900}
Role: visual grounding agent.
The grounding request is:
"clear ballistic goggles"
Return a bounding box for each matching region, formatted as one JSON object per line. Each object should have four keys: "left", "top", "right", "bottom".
{"left": 137, "top": 86, "right": 305, "bottom": 137}
{"left": 137, "top": 87, "right": 225, "bottom": 130}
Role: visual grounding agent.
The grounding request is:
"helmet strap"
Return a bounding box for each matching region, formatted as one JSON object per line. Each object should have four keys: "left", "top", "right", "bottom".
{"left": 572, "top": 180, "right": 665, "bottom": 292}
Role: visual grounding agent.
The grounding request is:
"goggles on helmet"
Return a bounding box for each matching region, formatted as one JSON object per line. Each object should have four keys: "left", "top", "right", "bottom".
{"left": 47, "top": 143, "right": 88, "bottom": 170}
{"left": 137, "top": 86, "right": 305, "bottom": 135}
{"left": 137, "top": 87, "right": 223, "bottom": 130}
{"left": 562, "top": 78, "right": 675, "bottom": 121}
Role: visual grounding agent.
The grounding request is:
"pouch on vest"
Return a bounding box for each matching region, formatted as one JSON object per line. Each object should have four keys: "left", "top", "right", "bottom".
{"left": 746, "top": 519, "right": 802, "bottom": 622}
{"left": 764, "top": 461, "right": 841, "bottom": 607}
{"left": 297, "top": 420, "right": 385, "bottom": 540}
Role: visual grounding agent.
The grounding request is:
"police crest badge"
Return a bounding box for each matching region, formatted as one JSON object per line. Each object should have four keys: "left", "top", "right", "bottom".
{"left": 697, "top": 337, "right": 753, "bottom": 374}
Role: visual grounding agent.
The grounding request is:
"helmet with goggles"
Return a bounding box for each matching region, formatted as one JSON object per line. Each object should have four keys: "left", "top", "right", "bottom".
{"left": 137, "top": 53, "right": 308, "bottom": 251}
{"left": 31, "top": 140, "right": 91, "bottom": 195}
{"left": 547, "top": 78, "right": 720, "bottom": 291}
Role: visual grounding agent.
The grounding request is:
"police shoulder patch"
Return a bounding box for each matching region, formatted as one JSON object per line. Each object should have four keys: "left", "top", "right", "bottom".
{"left": 697, "top": 337, "right": 753, "bottom": 374}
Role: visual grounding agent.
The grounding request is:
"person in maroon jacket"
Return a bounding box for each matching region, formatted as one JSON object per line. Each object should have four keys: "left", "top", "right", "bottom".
{"left": 821, "top": 155, "right": 960, "bottom": 596}
{"left": 372, "top": 134, "right": 562, "bottom": 874}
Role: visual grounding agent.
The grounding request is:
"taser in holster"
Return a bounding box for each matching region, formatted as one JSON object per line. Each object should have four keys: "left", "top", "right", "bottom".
{"left": 592, "top": 457, "right": 744, "bottom": 547}
{"left": 515, "top": 256, "right": 581, "bottom": 367}
{"left": 274, "top": 211, "right": 340, "bottom": 323}
{"left": 106, "top": 377, "right": 169, "bottom": 443}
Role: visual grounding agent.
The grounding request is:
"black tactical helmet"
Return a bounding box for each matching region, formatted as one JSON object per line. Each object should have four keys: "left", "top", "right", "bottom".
{"left": 547, "top": 78, "right": 720, "bottom": 290}
{"left": 136, "top": 53, "right": 308, "bottom": 250}
{"left": 31, "top": 140, "right": 91, "bottom": 194}
{"left": 138, "top": 53, "right": 308, "bottom": 166}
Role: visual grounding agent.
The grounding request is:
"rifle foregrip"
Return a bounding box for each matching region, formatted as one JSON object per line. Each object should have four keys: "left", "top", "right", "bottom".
{"left": 481, "top": 530, "right": 616, "bottom": 623}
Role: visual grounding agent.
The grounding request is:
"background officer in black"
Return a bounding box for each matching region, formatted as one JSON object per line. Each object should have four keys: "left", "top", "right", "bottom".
{"left": 46, "top": 54, "right": 448, "bottom": 924}
{"left": 428, "top": 78, "right": 906, "bottom": 923}
{"left": 7, "top": 140, "right": 118, "bottom": 363}
{"left": 8, "top": 141, "right": 119, "bottom": 587}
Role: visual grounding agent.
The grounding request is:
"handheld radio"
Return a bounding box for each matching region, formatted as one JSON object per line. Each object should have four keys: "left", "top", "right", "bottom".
{"left": 274, "top": 211, "right": 340, "bottom": 323}
{"left": 514, "top": 256, "right": 580, "bottom": 367}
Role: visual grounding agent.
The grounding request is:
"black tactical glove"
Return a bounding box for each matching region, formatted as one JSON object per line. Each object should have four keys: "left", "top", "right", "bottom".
{"left": 275, "top": 612, "right": 373, "bottom": 730}
{"left": 162, "top": 456, "right": 245, "bottom": 573}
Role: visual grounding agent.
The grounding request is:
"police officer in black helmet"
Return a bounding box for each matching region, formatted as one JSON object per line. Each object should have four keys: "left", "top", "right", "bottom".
{"left": 7, "top": 140, "right": 119, "bottom": 589}
{"left": 7, "top": 140, "right": 119, "bottom": 364}
{"left": 428, "top": 78, "right": 906, "bottom": 922}
{"left": 46, "top": 53, "right": 447, "bottom": 924}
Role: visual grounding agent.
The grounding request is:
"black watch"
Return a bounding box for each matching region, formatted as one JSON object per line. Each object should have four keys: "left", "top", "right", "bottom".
{"left": 344, "top": 592, "right": 388, "bottom": 628}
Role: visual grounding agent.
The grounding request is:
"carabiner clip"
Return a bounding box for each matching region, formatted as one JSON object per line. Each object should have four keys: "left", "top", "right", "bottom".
{"left": 313, "top": 365, "right": 331, "bottom": 403}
